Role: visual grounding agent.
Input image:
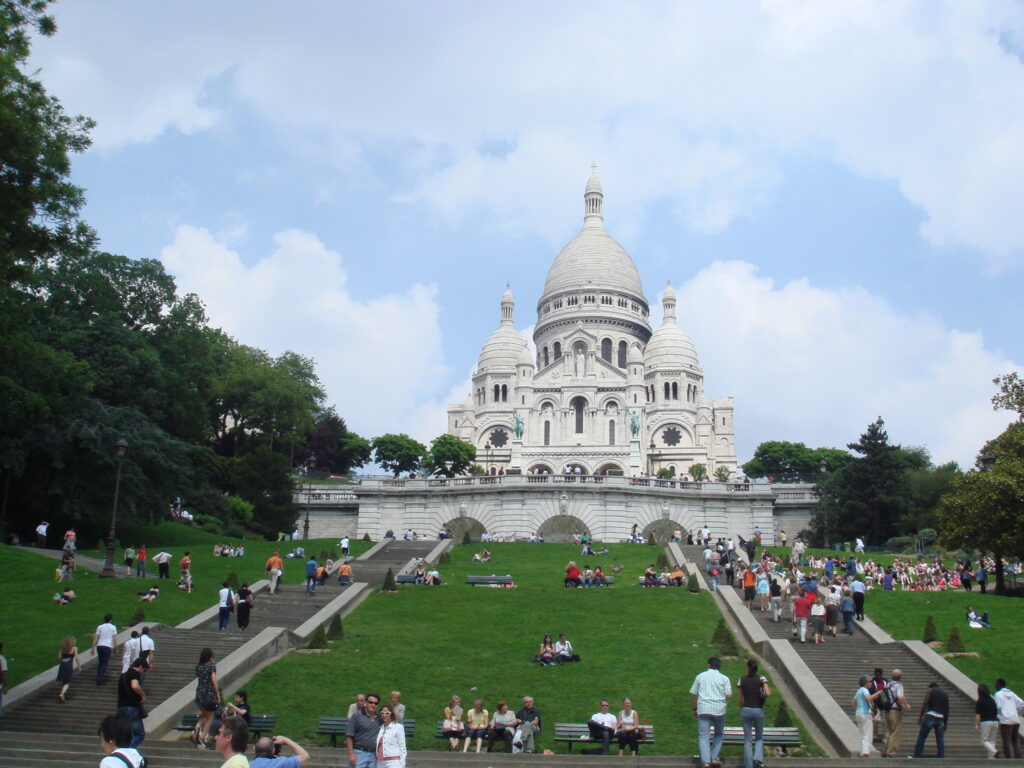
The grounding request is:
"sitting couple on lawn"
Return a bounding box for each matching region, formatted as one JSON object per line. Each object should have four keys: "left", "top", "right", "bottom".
{"left": 565, "top": 561, "right": 608, "bottom": 587}
{"left": 536, "top": 633, "right": 579, "bottom": 665}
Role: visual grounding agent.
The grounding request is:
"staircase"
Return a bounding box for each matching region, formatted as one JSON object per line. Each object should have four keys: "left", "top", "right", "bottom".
{"left": 680, "top": 545, "right": 982, "bottom": 759}
{"left": 0, "top": 539, "right": 435, "bottom": 758}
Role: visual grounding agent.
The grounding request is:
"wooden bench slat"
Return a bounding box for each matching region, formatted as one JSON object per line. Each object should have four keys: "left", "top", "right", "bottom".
{"left": 553, "top": 722, "right": 655, "bottom": 752}
{"left": 317, "top": 717, "right": 415, "bottom": 747}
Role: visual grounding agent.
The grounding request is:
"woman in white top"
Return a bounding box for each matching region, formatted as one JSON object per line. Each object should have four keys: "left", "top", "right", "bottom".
{"left": 616, "top": 697, "right": 640, "bottom": 756}
{"left": 376, "top": 704, "right": 407, "bottom": 768}
{"left": 443, "top": 695, "right": 464, "bottom": 750}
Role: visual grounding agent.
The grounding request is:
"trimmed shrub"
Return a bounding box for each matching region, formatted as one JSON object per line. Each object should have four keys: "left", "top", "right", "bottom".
{"left": 656, "top": 551, "right": 670, "bottom": 570}
{"left": 226, "top": 571, "right": 240, "bottom": 590}
{"left": 382, "top": 568, "right": 397, "bottom": 592}
{"left": 362, "top": 532, "right": 372, "bottom": 543}
{"left": 718, "top": 629, "right": 739, "bottom": 657}
{"left": 946, "top": 626, "right": 966, "bottom": 652}
{"left": 438, "top": 550, "right": 451, "bottom": 565}
{"left": 923, "top": 615, "right": 939, "bottom": 643}
{"left": 774, "top": 700, "right": 793, "bottom": 727}
{"left": 306, "top": 623, "right": 329, "bottom": 649}
{"left": 687, "top": 572, "right": 699, "bottom": 593}
{"left": 711, "top": 618, "right": 730, "bottom": 645}
{"left": 328, "top": 614, "right": 344, "bottom": 639}
{"left": 130, "top": 607, "right": 146, "bottom": 625}
{"left": 462, "top": 531, "right": 471, "bottom": 546}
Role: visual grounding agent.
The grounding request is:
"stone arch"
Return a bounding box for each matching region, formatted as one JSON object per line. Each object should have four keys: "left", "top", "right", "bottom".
{"left": 595, "top": 462, "right": 624, "bottom": 476}
{"left": 570, "top": 395, "right": 587, "bottom": 433}
{"left": 442, "top": 516, "right": 486, "bottom": 542}
{"left": 642, "top": 518, "right": 687, "bottom": 545}
{"left": 562, "top": 461, "right": 590, "bottom": 474}
{"left": 528, "top": 463, "right": 554, "bottom": 474}
{"left": 537, "top": 514, "right": 590, "bottom": 542}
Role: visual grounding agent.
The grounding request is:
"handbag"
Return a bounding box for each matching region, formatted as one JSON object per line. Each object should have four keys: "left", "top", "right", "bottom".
{"left": 635, "top": 726, "right": 647, "bottom": 740}
{"left": 137, "top": 702, "right": 148, "bottom": 719}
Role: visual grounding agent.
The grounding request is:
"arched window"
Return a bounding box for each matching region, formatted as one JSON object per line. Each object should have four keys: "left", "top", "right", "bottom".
{"left": 543, "top": 420, "right": 550, "bottom": 446}
{"left": 501, "top": 384, "right": 508, "bottom": 402}
{"left": 608, "top": 420, "right": 615, "bottom": 445}
{"left": 601, "top": 338, "right": 612, "bottom": 362}
{"left": 493, "top": 384, "right": 500, "bottom": 402}
{"left": 617, "top": 340, "right": 627, "bottom": 368}
{"left": 664, "top": 382, "right": 670, "bottom": 400}
{"left": 554, "top": 342, "right": 562, "bottom": 360}
{"left": 571, "top": 396, "right": 586, "bottom": 434}
{"left": 543, "top": 346, "right": 549, "bottom": 367}
{"left": 672, "top": 382, "right": 678, "bottom": 400}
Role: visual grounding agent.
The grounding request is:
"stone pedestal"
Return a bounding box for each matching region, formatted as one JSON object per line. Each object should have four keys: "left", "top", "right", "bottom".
{"left": 509, "top": 440, "right": 523, "bottom": 471}
{"left": 629, "top": 439, "right": 642, "bottom": 476}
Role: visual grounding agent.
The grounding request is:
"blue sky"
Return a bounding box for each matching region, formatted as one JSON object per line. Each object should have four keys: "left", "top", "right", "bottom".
{"left": 31, "top": 1, "right": 1023, "bottom": 467}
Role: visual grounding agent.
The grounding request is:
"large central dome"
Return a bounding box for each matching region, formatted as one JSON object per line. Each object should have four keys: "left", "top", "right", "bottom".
{"left": 541, "top": 170, "right": 645, "bottom": 301}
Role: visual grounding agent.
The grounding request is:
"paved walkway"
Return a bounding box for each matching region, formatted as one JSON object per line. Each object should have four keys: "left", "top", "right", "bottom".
{"left": 18, "top": 545, "right": 132, "bottom": 577}
{"left": 680, "top": 545, "right": 983, "bottom": 760}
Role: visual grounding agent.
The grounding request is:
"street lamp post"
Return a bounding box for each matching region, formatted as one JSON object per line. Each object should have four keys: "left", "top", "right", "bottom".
{"left": 819, "top": 458, "right": 830, "bottom": 550}
{"left": 303, "top": 482, "right": 312, "bottom": 540}
{"left": 100, "top": 438, "right": 129, "bottom": 579}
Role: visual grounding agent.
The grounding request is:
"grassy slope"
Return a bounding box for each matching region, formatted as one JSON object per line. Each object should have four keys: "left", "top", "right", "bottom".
{"left": 242, "top": 542, "right": 818, "bottom": 756}
{"left": 0, "top": 528, "right": 367, "bottom": 687}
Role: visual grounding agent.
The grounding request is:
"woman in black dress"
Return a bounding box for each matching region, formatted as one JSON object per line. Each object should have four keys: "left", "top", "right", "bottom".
{"left": 236, "top": 582, "right": 253, "bottom": 629}
{"left": 55, "top": 635, "right": 80, "bottom": 702}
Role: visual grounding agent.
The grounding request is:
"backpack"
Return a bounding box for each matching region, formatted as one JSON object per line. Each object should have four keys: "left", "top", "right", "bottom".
{"left": 875, "top": 681, "right": 897, "bottom": 710}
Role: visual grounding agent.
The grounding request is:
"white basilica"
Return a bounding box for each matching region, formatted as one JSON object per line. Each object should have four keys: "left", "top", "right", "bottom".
{"left": 447, "top": 171, "right": 738, "bottom": 479}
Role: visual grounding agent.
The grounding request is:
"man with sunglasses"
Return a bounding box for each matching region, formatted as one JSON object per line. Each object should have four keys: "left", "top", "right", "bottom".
{"left": 346, "top": 692, "right": 381, "bottom": 768}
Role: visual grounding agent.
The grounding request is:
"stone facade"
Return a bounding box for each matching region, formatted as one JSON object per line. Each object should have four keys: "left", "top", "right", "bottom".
{"left": 447, "top": 171, "right": 737, "bottom": 480}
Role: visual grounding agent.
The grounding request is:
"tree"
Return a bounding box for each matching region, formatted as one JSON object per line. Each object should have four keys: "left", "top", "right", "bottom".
{"left": 991, "top": 372, "right": 1024, "bottom": 418}
{"left": 424, "top": 434, "right": 476, "bottom": 476}
{"left": 810, "top": 418, "right": 913, "bottom": 546}
{"left": 689, "top": 463, "right": 708, "bottom": 482}
{"left": 371, "top": 434, "right": 427, "bottom": 477}
{"left": 937, "top": 421, "right": 1024, "bottom": 595}
{"left": 742, "top": 440, "right": 853, "bottom": 482}
{"left": 296, "top": 409, "right": 369, "bottom": 476}
{"left": 714, "top": 466, "right": 732, "bottom": 482}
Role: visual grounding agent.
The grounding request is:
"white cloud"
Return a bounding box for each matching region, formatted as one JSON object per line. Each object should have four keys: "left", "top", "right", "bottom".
{"left": 160, "top": 225, "right": 448, "bottom": 440}
{"left": 34, "top": 1, "right": 1024, "bottom": 265}
{"left": 674, "top": 261, "right": 1018, "bottom": 466}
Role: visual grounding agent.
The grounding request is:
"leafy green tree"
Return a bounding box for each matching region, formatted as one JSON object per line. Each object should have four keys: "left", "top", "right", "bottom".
{"left": 742, "top": 440, "right": 853, "bottom": 482}
{"left": 296, "top": 409, "right": 370, "bottom": 476}
{"left": 424, "top": 434, "right": 476, "bottom": 476}
{"left": 991, "top": 372, "right": 1024, "bottom": 417}
{"left": 656, "top": 467, "right": 674, "bottom": 480}
{"left": 689, "top": 463, "right": 708, "bottom": 482}
{"left": 811, "top": 418, "right": 913, "bottom": 546}
{"left": 714, "top": 466, "right": 731, "bottom": 482}
{"left": 937, "top": 422, "right": 1024, "bottom": 595}
{"left": 371, "top": 433, "right": 427, "bottom": 477}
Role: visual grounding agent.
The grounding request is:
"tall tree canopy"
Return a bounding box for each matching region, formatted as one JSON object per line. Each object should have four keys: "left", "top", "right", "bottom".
{"left": 742, "top": 440, "right": 852, "bottom": 482}
{"left": 0, "top": 2, "right": 354, "bottom": 542}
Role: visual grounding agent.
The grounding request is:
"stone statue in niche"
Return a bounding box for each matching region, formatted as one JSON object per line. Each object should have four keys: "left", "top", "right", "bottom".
{"left": 574, "top": 350, "right": 585, "bottom": 377}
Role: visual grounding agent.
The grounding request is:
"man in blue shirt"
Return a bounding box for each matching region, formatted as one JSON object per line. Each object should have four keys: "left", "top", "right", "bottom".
{"left": 305, "top": 557, "right": 318, "bottom": 595}
{"left": 251, "top": 735, "right": 310, "bottom": 768}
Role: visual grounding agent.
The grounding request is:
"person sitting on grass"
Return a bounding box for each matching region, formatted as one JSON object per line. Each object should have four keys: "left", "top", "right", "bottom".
{"left": 54, "top": 587, "right": 76, "bottom": 605}
{"left": 137, "top": 585, "right": 160, "bottom": 602}
{"left": 592, "top": 565, "right": 608, "bottom": 587}
{"left": 472, "top": 548, "right": 492, "bottom": 562}
{"left": 564, "top": 561, "right": 582, "bottom": 588}
{"left": 538, "top": 634, "right": 556, "bottom": 666}
{"left": 554, "top": 633, "right": 575, "bottom": 664}
{"left": 967, "top": 605, "right": 994, "bottom": 629}
{"left": 643, "top": 564, "right": 662, "bottom": 587}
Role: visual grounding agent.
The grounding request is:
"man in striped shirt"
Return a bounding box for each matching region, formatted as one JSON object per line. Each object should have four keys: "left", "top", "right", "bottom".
{"left": 690, "top": 656, "right": 732, "bottom": 768}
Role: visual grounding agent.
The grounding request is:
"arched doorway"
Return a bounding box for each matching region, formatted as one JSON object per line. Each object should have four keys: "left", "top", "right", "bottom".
{"left": 529, "top": 464, "right": 554, "bottom": 474}
{"left": 537, "top": 514, "right": 590, "bottom": 543}
{"left": 562, "top": 462, "right": 589, "bottom": 475}
{"left": 442, "top": 517, "right": 486, "bottom": 543}
{"left": 595, "top": 462, "right": 624, "bottom": 476}
{"left": 641, "top": 519, "right": 686, "bottom": 545}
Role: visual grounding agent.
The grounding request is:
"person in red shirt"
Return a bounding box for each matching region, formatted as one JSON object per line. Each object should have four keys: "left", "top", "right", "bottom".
{"left": 135, "top": 545, "right": 147, "bottom": 578}
{"left": 564, "top": 561, "right": 582, "bottom": 587}
{"left": 793, "top": 591, "right": 815, "bottom": 643}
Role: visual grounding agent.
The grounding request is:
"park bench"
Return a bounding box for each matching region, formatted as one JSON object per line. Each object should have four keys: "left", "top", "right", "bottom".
{"left": 395, "top": 574, "right": 418, "bottom": 584}
{"left": 317, "top": 717, "right": 416, "bottom": 747}
{"left": 466, "top": 574, "right": 514, "bottom": 587}
{"left": 636, "top": 575, "right": 686, "bottom": 586}
{"left": 176, "top": 713, "right": 276, "bottom": 739}
{"left": 552, "top": 722, "right": 655, "bottom": 752}
{"left": 722, "top": 725, "right": 801, "bottom": 755}
{"left": 564, "top": 575, "right": 616, "bottom": 587}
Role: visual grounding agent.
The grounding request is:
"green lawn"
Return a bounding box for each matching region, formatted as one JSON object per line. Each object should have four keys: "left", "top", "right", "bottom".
{"left": 861, "top": 588, "right": 1023, "bottom": 693}
{"left": 241, "top": 542, "right": 819, "bottom": 756}
{"left": 0, "top": 527, "right": 367, "bottom": 687}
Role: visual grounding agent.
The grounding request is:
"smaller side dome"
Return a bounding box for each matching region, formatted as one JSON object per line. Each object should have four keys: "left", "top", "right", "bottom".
{"left": 644, "top": 282, "right": 699, "bottom": 370}
{"left": 627, "top": 342, "right": 644, "bottom": 364}
{"left": 518, "top": 345, "right": 535, "bottom": 367}
{"left": 478, "top": 285, "right": 529, "bottom": 371}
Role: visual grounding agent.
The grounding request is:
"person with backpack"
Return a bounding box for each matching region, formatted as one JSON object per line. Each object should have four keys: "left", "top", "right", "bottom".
{"left": 873, "top": 668, "right": 909, "bottom": 757}
{"left": 98, "top": 714, "right": 145, "bottom": 767}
